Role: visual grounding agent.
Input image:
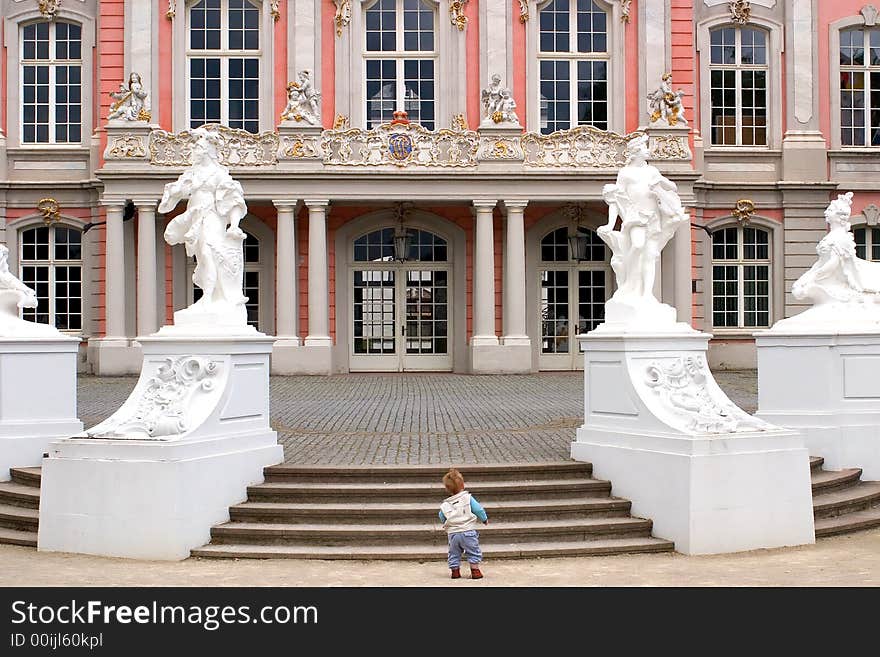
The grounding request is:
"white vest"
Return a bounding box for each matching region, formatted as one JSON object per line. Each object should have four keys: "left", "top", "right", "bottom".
{"left": 440, "top": 490, "right": 478, "bottom": 534}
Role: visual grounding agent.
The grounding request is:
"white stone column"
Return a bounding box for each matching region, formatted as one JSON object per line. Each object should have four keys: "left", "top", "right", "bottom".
{"left": 472, "top": 200, "right": 498, "bottom": 346}
{"left": 304, "top": 199, "right": 331, "bottom": 346}
{"left": 274, "top": 200, "right": 299, "bottom": 341}
{"left": 502, "top": 200, "right": 529, "bottom": 346}
{"left": 105, "top": 203, "right": 126, "bottom": 339}
{"left": 135, "top": 201, "right": 158, "bottom": 336}
{"left": 673, "top": 220, "right": 693, "bottom": 325}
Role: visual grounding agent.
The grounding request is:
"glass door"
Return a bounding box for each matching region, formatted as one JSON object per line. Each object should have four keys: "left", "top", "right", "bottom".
{"left": 401, "top": 269, "right": 451, "bottom": 371}
{"left": 351, "top": 269, "right": 399, "bottom": 371}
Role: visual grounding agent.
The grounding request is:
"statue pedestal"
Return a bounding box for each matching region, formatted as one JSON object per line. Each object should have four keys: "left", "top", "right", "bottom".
{"left": 756, "top": 329, "right": 880, "bottom": 480}
{"left": 570, "top": 327, "right": 815, "bottom": 555}
{"left": 38, "top": 334, "right": 283, "bottom": 560}
{"left": 0, "top": 337, "right": 82, "bottom": 480}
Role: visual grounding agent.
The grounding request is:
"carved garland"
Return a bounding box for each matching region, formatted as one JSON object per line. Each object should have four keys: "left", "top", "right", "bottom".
{"left": 270, "top": 0, "right": 280, "bottom": 21}
{"left": 620, "top": 0, "right": 632, "bottom": 23}
{"left": 334, "top": 0, "right": 352, "bottom": 37}
{"left": 37, "top": 198, "right": 61, "bottom": 225}
{"left": 166, "top": 0, "right": 176, "bottom": 20}
{"left": 518, "top": 0, "right": 529, "bottom": 22}
{"left": 729, "top": 0, "right": 751, "bottom": 25}
{"left": 450, "top": 0, "right": 468, "bottom": 30}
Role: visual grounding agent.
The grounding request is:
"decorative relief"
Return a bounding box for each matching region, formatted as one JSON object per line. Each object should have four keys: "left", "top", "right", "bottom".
{"left": 732, "top": 199, "right": 756, "bottom": 225}
{"left": 279, "top": 135, "right": 322, "bottom": 159}
{"left": 334, "top": 0, "right": 352, "bottom": 37}
{"left": 648, "top": 134, "right": 691, "bottom": 161}
{"left": 37, "top": 198, "right": 60, "bottom": 225}
{"left": 166, "top": 0, "right": 176, "bottom": 20}
{"left": 281, "top": 70, "right": 321, "bottom": 125}
{"left": 452, "top": 113, "right": 469, "bottom": 131}
{"left": 449, "top": 0, "right": 468, "bottom": 30}
{"left": 862, "top": 5, "right": 879, "bottom": 26}
{"left": 522, "top": 126, "right": 640, "bottom": 168}
{"left": 517, "top": 0, "right": 529, "bottom": 22}
{"left": 620, "top": 0, "right": 632, "bottom": 23}
{"left": 108, "top": 72, "right": 151, "bottom": 123}
{"left": 149, "top": 125, "right": 279, "bottom": 167}
{"left": 481, "top": 74, "right": 520, "bottom": 125}
{"left": 648, "top": 73, "right": 687, "bottom": 127}
{"left": 333, "top": 113, "right": 350, "bottom": 129}
{"left": 107, "top": 135, "right": 147, "bottom": 159}
{"left": 644, "top": 356, "right": 771, "bottom": 434}
{"left": 37, "top": 0, "right": 61, "bottom": 19}
{"left": 320, "top": 118, "right": 479, "bottom": 168}
{"left": 862, "top": 203, "right": 880, "bottom": 226}
{"left": 270, "top": 0, "right": 280, "bottom": 21}
{"left": 728, "top": 0, "right": 751, "bottom": 24}
{"left": 87, "top": 357, "right": 222, "bottom": 440}
{"left": 478, "top": 137, "right": 525, "bottom": 161}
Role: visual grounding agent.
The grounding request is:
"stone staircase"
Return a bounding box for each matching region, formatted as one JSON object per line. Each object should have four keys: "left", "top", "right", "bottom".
{"left": 3, "top": 458, "right": 880, "bottom": 555}
{"left": 810, "top": 456, "right": 880, "bottom": 537}
{"left": 0, "top": 468, "right": 41, "bottom": 548}
{"left": 191, "top": 462, "right": 675, "bottom": 559}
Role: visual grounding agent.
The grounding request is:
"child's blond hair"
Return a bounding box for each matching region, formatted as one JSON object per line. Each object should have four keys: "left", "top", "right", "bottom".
{"left": 442, "top": 468, "right": 465, "bottom": 494}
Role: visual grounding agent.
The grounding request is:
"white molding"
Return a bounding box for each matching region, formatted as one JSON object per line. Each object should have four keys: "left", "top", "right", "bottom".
{"left": 829, "top": 13, "right": 877, "bottom": 151}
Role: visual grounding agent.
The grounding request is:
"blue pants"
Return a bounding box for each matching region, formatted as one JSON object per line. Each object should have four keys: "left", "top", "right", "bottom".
{"left": 447, "top": 530, "right": 482, "bottom": 569}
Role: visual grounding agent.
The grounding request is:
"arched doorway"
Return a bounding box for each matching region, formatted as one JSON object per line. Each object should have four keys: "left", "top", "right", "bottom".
{"left": 349, "top": 226, "right": 452, "bottom": 372}
{"left": 538, "top": 226, "right": 611, "bottom": 370}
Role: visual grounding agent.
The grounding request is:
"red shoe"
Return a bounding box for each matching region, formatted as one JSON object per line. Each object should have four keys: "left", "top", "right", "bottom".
{"left": 470, "top": 567, "right": 483, "bottom": 580}
{"left": 450, "top": 568, "right": 461, "bottom": 579}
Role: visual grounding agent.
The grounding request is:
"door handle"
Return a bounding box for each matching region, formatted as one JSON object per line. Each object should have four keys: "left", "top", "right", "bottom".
{"left": 401, "top": 324, "right": 406, "bottom": 336}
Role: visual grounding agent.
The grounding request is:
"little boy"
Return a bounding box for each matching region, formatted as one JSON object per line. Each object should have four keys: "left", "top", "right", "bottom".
{"left": 438, "top": 468, "right": 488, "bottom": 580}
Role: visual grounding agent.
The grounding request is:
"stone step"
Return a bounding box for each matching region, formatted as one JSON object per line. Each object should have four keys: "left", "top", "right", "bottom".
{"left": 809, "top": 456, "right": 824, "bottom": 472}
{"left": 811, "top": 468, "right": 862, "bottom": 495}
{"left": 191, "top": 535, "right": 675, "bottom": 560}
{"left": 9, "top": 467, "right": 42, "bottom": 488}
{"left": 264, "top": 461, "right": 592, "bottom": 484}
{"left": 209, "top": 516, "right": 654, "bottom": 546}
{"left": 814, "top": 506, "right": 880, "bottom": 538}
{"left": 813, "top": 482, "right": 880, "bottom": 519}
{"left": 247, "top": 478, "right": 611, "bottom": 503}
{"left": 0, "top": 481, "right": 40, "bottom": 510}
{"left": 0, "top": 526, "right": 37, "bottom": 548}
{"left": 229, "top": 497, "right": 633, "bottom": 524}
{"left": 0, "top": 502, "right": 39, "bottom": 532}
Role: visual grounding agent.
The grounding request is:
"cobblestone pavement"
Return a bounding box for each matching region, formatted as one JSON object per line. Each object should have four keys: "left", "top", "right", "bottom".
{"left": 77, "top": 370, "right": 759, "bottom": 465}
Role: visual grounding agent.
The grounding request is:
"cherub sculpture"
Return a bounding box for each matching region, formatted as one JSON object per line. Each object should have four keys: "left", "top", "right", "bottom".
{"left": 647, "top": 73, "right": 687, "bottom": 127}
{"left": 481, "top": 74, "right": 519, "bottom": 125}
{"left": 108, "top": 72, "right": 151, "bottom": 122}
{"left": 280, "top": 70, "right": 321, "bottom": 125}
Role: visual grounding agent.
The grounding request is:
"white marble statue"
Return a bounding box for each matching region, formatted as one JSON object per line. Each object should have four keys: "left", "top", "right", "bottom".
{"left": 108, "top": 72, "right": 150, "bottom": 122}
{"left": 0, "top": 243, "right": 63, "bottom": 337}
{"left": 598, "top": 134, "right": 689, "bottom": 325}
{"left": 773, "top": 192, "right": 880, "bottom": 330}
{"left": 159, "top": 127, "right": 251, "bottom": 329}
{"left": 481, "top": 73, "right": 519, "bottom": 125}
{"left": 647, "top": 73, "right": 687, "bottom": 127}
{"left": 280, "top": 70, "right": 321, "bottom": 125}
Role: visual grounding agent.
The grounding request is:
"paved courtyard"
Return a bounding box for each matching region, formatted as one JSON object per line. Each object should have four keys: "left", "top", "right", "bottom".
{"left": 78, "top": 370, "right": 759, "bottom": 465}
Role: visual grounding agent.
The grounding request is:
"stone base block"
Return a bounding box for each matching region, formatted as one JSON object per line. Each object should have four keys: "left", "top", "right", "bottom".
{"left": 271, "top": 341, "right": 333, "bottom": 375}
{"left": 756, "top": 331, "right": 880, "bottom": 479}
{"left": 0, "top": 338, "right": 83, "bottom": 480}
{"left": 470, "top": 343, "right": 532, "bottom": 374}
{"left": 87, "top": 338, "right": 143, "bottom": 375}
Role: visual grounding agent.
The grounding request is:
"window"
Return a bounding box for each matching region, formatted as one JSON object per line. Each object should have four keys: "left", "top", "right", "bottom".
{"left": 191, "top": 231, "right": 261, "bottom": 328}
{"left": 20, "top": 21, "right": 82, "bottom": 144}
{"left": 19, "top": 225, "right": 83, "bottom": 331}
{"left": 840, "top": 27, "right": 880, "bottom": 147}
{"left": 538, "top": 0, "right": 608, "bottom": 135}
{"left": 187, "top": 0, "right": 261, "bottom": 133}
{"left": 364, "top": 0, "right": 437, "bottom": 129}
{"left": 709, "top": 26, "right": 768, "bottom": 146}
{"left": 855, "top": 226, "right": 880, "bottom": 260}
{"left": 711, "top": 226, "right": 770, "bottom": 328}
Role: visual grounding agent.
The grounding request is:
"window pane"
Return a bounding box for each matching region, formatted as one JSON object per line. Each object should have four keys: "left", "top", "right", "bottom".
{"left": 541, "top": 269, "right": 570, "bottom": 353}
{"left": 540, "top": 60, "right": 571, "bottom": 134}
{"left": 539, "top": 0, "right": 570, "bottom": 53}
{"left": 366, "top": 59, "right": 397, "bottom": 129}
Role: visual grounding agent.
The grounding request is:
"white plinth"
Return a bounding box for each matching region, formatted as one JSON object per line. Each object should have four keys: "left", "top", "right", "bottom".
{"left": 756, "top": 330, "right": 880, "bottom": 480}
{"left": 571, "top": 329, "right": 815, "bottom": 555}
{"left": 0, "top": 338, "right": 82, "bottom": 481}
{"left": 38, "top": 335, "right": 283, "bottom": 560}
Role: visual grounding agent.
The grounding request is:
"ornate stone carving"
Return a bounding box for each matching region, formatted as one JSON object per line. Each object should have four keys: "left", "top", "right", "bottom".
{"left": 279, "top": 134, "right": 322, "bottom": 159}
{"left": 644, "top": 356, "right": 771, "bottom": 434}
{"left": 732, "top": 199, "right": 756, "bottom": 225}
{"left": 862, "top": 4, "right": 879, "bottom": 26}
{"left": 729, "top": 0, "right": 751, "bottom": 24}
{"left": 333, "top": 113, "right": 350, "bottom": 129}
{"left": 281, "top": 70, "right": 321, "bottom": 125}
{"left": 620, "top": 0, "right": 632, "bottom": 23}
{"left": 334, "top": 0, "right": 352, "bottom": 37}
{"left": 159, "top": 128, "right": 251, "bottom": 329}
{"left": 450, "top": 0, "right": 468, "bottom": 30}
{"left": 37, "top": 0, "right": 61, "bottom": 20}
{"left": 598, "top": 134, "right": 689, "bottom": 325}
{"left": 452, "top": 113, "right": 469, "bottom": 131}
{"left": 108, "top": 72, "right": 151, "bottom": 122}
{"left": 37, "top": 198, "right": 60, "bottom": 225}
{"left": 522, "top": 126, "right": 639, "bottom": 168}
{"left": 87, "top": 357, "right": 222, "bottom": 439}
{"left": 648, "top": 134, "right": 691, "bottom": 160}
{"left": 166, "top": 0, "right": 176, "bottom": 20}
{"left": 320, "top": 116, "right": 479, "bottom": 168}
{"left": 518, "top": 0, "right": 529, "bottom": 22}
{"left": 647, "top": 73, "right": 687, "bottom": 127}
{"left": 270, "top": 0, "right": 280, "bottom": 21}
{"left": 481, "top": 74, "right": 520, "bottom": 125}
{"left": 478, "top": 136, "right": 525, "bottom": 160}
{"left": 107, "top": 134, "right": 147, "bottom": 159}
{"left": 862, "top": 203, "right": 880, "bottom": 226}
{"left": 149, "top": 125, "right": 279, "bottom": 167}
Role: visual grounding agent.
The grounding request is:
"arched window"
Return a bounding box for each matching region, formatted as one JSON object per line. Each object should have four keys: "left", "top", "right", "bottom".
{"left": 855, "top": 225, "right": 880, "bottom": 261}
{"left": 711, "top": 225, "right": 770, "bottom": 328}
{"left": 187, "top": 0, "right": 262, "bottom": 133}
{"left": 709, "top": 26, "right": 768, "bottom": 146}
{"left": 19, "top": 225, "right": 83, "bottom": 331}
{"left": 363, "top": 0, "right": 437, "bottom": 129}
{"left": 839, "top": 26, "right": 880, "bottom": 147}
{"left": 537, "top": 0, "right": 609, "bottom": 135}
{"left": 20, "top": 20, "right": 82, "bottom": 144}
{"left": 190, "top": 230, "right": 261, "bottom": 328}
